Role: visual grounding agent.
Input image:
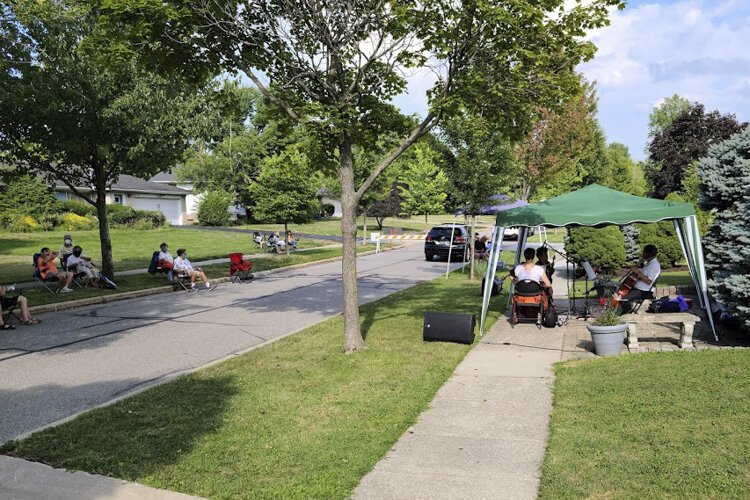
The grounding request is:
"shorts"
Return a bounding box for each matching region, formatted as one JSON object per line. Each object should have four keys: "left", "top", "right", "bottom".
{"left": 1, "top": 296, "right": 19, "bottom": 309}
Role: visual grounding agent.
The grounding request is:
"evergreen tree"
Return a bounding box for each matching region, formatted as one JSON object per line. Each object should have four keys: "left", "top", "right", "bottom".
{"left": 697, "top": 128, "right": 750, "bottom": 329}
{"left": 621, "top": 224, "right": 640, "bottom": 263}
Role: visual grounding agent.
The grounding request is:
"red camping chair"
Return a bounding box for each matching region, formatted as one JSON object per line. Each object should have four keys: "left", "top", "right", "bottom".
{"left": 229, "top": 253, "right": 253, "bottom": 283}
{"left": 511, "top": 279, "right": 549, "bottom": 327}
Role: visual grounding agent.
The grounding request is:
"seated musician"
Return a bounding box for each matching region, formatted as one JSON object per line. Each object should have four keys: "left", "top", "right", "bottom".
{"left": 512, "top": 248, "right": 552, "bottom": 290}
{"left": 616, "top": 244, "right": 661, "bottom": 313}
{"left": 535, "top": 247, "right": 554, "bottom": 284}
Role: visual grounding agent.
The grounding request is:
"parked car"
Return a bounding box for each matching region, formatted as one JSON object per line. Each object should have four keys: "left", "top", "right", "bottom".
{"left": 504, "top": 226, "right": 535, "bottom": 240}
{"left": 424, "top": 225, "right": 469, "bottom": 261}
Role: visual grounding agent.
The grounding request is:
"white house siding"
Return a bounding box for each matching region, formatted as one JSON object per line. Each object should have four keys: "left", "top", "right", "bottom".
{"left": 320, "top": 196, "right": 343, "bottom": 218}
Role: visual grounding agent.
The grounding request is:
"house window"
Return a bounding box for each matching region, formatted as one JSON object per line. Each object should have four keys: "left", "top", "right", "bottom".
{"left": 113, "top": 194, "right": 124, "bottom": 205}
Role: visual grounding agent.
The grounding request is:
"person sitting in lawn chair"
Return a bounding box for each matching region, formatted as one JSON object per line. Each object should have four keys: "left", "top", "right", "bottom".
{"left": 66, "top": 245, "right": 102, "bottom": 288}
{"left": 267, "top": 232, "right": 285, "bottom": 254}
{"left": 1, "top": 284, "right": 39, "bottom": 328}
{"left": 286, "top": 231, "right": 298, "bottom": 251}
{"left": 36, "top": 247, "right": 75, "bottom": 293}
{"left": 253, "top": 232, "right": 264, "bottom": 250}
{"left": 173, "top": 249, "right": 216, "bottom": 291}
{"left": 59, "top": 234, "right": 75, "bottom": 270}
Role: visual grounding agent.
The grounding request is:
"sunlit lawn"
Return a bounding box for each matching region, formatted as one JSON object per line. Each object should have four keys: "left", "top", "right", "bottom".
{"left": 2, "top": 272, "right": 507, "bottom": 498}
{"left": 0, "top": 227, "right": 330, "bottom": 285}
{"left": 539, "top": 350, "right": 750, "bottom": 498}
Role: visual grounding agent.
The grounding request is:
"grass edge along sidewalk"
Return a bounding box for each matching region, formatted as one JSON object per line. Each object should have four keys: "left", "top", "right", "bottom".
{"left": 538, "top": 349, "right": 750, "bottom": 499}
{"left": 2, "top": 272, "right": 507, "bottom": 499}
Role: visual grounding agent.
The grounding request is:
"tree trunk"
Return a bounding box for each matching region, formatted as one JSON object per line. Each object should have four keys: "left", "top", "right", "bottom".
{"left": 93, "top": 167, "right": 114, "bottom": 279}
{"left": 339, "top": 134, "right": 366, "bottom": 353}
{"left": 469, "top": 215, "right": 476, "bottom": 280}
{"left": 284, "top": 221, "right": 289, "bottom": 255}
{"left": 376, "top": 217, "right": 384, "bottom": 230}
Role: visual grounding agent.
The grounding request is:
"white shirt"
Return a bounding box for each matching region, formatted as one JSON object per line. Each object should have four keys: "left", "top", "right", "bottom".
{"left": 514, "top": 264, "right": 545, "bottom": 283}
{"left": 174, "top": 256, "right": 193, "bottom": 272}
{"left": 158, "top": 251, "right": 173, "bottom": 263}
{"left": 66, "top": 254, "right": 88, "bottom": 271}
{"left": 635, "top": 258, "right": 661, "bottom": 291}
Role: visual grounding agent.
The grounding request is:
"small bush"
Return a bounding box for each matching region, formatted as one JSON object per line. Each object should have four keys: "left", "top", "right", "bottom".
{"left": 61, "top": 200, "right": 97, "bottom": 217}
{"left": 58, "top": 212, "right": 97, "bottom": 231}
{"left": 198, "top": 191, "right": 232, "bottom": 226}
{"left": 0, "top": 175, "right": 60, "bottom": 217}
{"left": 637, "top": 222, "right": 683, "bottom": 267}
{"left": 133, "top": 209, "right": 166, "bottom": 227}
{"left": 565, "top": 226, "right": 626, "bottom": 271}
{"left": 131, "top": 218, "right": 155, "bottom": 230}
{"left": 3, "top": 213, "right": 40, "bottom": 232}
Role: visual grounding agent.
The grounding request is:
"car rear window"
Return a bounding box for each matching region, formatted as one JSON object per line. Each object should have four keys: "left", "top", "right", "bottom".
{"left": 429, "top": 228, "right": 464, "bottom": 238}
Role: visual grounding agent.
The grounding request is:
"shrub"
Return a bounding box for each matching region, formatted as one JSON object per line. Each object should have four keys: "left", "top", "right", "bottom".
{"left": 61, "top": 200, "right": 97, "bottom": 217}
{"left": 106, "top": 204, "right": 139, "bottom": 226}
{"left": 133, "top": 209, "right": 166, "bottom": 227}
{"left": 3, "top": 213, "right": 40, "bottom": 232}
{"left": 565, "top": 226, "right": 626, "bottom": 271}
{"left": 0, "top": 175, "right": 60, "bottom": 217}
{"left": 131, "top": 218, "right": 155, "bottom": 230}
{"left": 58, "top": 212, "right": 97, "bottom": 231}
{"left": 636, "top": 222, "right": 682, "bottom": 268}
{"left": 198, "top": 190, "right": 232, "bottom": 226}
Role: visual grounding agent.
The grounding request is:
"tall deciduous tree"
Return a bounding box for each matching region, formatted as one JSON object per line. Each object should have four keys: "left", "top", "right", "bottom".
{"left": 515, "top": 81, "right": 606, "bottom": 201}
{"left": 92, "top": 0, "right": 623, "bottom": 351}
{"left": 648, "top": 103, "right": 746, "bottom": 199}
{"left": 0, "top": 0, "right": 212, "bottom": 277}
{"left": 601, "top": 142, "right": 646, "bottom": 196}
{"left": 647, "top": 94, "right": 690, "bottom": 141}
{"left": 697, "top": 127, "right": 750, "bottom": 329}
{"left": 440, "top": 112, "right": 513, "bottom": 278}
{"left": 398, "top": 144, "right": 448, "bottom": 224}
{"left": 249, "top": 147, "right": 320, "bottom": 253}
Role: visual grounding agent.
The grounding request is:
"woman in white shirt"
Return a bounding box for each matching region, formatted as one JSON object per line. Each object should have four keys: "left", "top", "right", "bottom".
{"left": 513, "top": 248, "right": 552, "bottom": 289}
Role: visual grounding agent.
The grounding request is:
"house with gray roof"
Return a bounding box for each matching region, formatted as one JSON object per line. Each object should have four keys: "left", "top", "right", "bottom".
{"left": 54, "top": 174, "right": 190, "bottom": 225}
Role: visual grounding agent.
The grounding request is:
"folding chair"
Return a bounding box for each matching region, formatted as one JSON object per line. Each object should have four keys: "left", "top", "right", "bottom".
{"left": 32, "top": 253, "right": 60, "bottom": 293}
{"left": 148, "top": 251, "right": 173, "bottom": 281}
{"left": 228, "top": 253, "right": 253, "bottom": 283}
{"left": 1, "top": 295, "right": 23, "bottom": 325}
{"left": 511, "top": 280, "right": 548, "bottom": 327}
{"left": 67, "top": 263, "right": 91, "bottom": 289}
{"left": 172, "top": 271, "right": 194, "bottom": 292}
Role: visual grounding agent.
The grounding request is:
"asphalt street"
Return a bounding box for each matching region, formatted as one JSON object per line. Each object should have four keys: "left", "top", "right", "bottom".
{"left": 0, "top": 244, "right": 462, "bottom": 444}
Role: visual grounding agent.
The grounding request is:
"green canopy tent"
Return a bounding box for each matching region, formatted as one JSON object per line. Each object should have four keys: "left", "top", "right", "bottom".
{"left": 479, "top": 184, "right": 717, "bottom": 340}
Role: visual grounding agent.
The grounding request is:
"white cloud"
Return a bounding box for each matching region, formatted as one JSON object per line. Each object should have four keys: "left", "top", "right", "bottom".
{"left": 580, "top": 0, "right": 750, "bottom": 159}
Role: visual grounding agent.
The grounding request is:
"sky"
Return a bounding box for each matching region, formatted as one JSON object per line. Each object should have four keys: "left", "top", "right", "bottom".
{"left": 393, "top": 0, "right": 750, "bottom": 161}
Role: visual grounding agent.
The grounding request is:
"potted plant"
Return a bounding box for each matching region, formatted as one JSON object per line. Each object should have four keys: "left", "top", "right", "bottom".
{"left": 586, "top": 299, "right": 627, "bottom": 356}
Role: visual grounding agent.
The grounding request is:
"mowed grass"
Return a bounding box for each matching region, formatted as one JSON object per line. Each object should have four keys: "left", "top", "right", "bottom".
{"left": 243, "top": 214, "right": 497, "bottom": 237}
{"left": 539, "top": 349, "right": 750, "bottom": 499}
{"left": 19, "top": 246, "right": 373, "bottom": 308}
{"left": 0, "top": 227, "right": 329, "bottom": 284}
{"left": 2, "top": 272, "right": 506, "bottom": 498}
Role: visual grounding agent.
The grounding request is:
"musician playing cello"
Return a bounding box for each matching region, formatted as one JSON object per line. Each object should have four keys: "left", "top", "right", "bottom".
{"left": 616, "top": 244, "right": 661, "bottom": 313}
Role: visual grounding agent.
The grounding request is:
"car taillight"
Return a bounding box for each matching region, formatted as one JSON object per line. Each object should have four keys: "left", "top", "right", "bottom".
{"left": 426, "top": 236, "right": 432, "bottom": 242}
{"left": 454, "top": 236, "right": 465, "bottom": 243}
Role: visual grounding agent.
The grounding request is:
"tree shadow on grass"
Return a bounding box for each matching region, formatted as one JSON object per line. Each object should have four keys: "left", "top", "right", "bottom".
{"left": 2, "top": 374, "right": 239, "bottom": 483}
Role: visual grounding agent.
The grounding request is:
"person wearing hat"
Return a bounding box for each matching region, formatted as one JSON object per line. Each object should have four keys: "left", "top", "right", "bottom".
{"left": 59, "top": 234, "right": 75, "bottom": 271}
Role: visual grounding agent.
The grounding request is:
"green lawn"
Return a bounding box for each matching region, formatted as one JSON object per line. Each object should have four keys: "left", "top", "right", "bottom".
{"left": 2, "top": 272, "right": 507, "bottom": 498}
{"left": 243, "top": 214, "right": 497, "bottom": 237}
{"left": 0, "top": 228, "right": 329, "bottom": 284}
{"left": 539, "top": 350, "right": 750, "bottom": 498}
{"left": 19, "top": 246, "right": 372, "bottom": 308}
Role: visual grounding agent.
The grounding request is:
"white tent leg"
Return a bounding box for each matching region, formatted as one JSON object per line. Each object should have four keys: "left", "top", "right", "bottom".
{"left": 445, "top": 223, "right": 456, "bottom": 279}
{"left": 674, "top": 218, "right": 703, "bottom": 309}
{"left": 686, "top": 215, "right": 718, "bottom": 341}
{"left": 480, "top": 226, "right": 504, "bottom": 335}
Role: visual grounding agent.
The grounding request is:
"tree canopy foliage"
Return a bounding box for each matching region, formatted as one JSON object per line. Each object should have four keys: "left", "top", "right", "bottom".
{"left": 648, "top": 103, "right": 746, "bottom": 199}
{"left": 0, "top": 0, "right": 214, "bottom": 276}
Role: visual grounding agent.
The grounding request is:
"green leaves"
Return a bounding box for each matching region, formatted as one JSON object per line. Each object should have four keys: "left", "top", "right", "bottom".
{"left": 397, "top": 144, "right": 448, "bottom": 218}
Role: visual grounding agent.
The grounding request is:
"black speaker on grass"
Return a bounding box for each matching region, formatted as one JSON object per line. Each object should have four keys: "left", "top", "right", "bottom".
{"left": 423, "top": 311, "right": 475, "bottom": 345}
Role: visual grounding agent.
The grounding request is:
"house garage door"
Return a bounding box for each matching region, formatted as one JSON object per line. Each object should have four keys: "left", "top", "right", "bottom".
{"left": 130, "top": 197, "right": 183, "bottom": 225}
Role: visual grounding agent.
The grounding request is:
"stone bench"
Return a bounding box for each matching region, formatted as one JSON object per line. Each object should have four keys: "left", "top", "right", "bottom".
{"left": 620, "top": 312, "right": 702, "bottom": 349}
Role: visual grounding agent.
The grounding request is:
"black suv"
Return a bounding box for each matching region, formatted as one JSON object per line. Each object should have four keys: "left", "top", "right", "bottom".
{"left": 424, "top": 224, "right": 469, "bottom": 261}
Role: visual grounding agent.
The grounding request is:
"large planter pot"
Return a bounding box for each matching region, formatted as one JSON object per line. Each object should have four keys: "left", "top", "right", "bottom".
{"left": 586, "top": 323, "right": 627, "bottom": 356}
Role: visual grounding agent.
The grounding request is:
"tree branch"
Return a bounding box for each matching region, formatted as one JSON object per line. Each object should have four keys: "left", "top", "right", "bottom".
{"left": 243, "top": 69, "right": 302, "bottom": 124}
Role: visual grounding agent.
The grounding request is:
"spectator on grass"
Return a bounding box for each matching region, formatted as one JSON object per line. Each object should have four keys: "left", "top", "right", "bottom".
{"left": 0, "top": 285, "right": 39, "bottom": 327}
{"left": 157, "top": 242, "right": 174, "bottom": 280}
{"left": 286, "top": 231, "right": 298, "bottom": 251}
{"left": 59, "top": 234, "right": 74, "bottom": 270}
{"left": 37, "top": 247, "right": 75, "bottom": 293}
{"left": 66, "top": 245, "right": 102, "bottom": 288}
{"left": 174, "top": 249, "right": 215, "bottom": 290}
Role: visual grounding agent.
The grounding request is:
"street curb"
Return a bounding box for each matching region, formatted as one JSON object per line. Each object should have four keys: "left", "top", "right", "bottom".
{"left": 27, "top": 246, "right": 394, "bottom": 315}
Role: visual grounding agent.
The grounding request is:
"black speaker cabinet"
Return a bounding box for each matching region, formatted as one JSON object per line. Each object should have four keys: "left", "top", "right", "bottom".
{"left": 423, "top": 311, "right": 475, "bottom": 345}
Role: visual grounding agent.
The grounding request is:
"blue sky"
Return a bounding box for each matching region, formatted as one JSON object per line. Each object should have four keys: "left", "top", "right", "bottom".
{"left": 394, "top": 0, "right": 750, "bottom": 161}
